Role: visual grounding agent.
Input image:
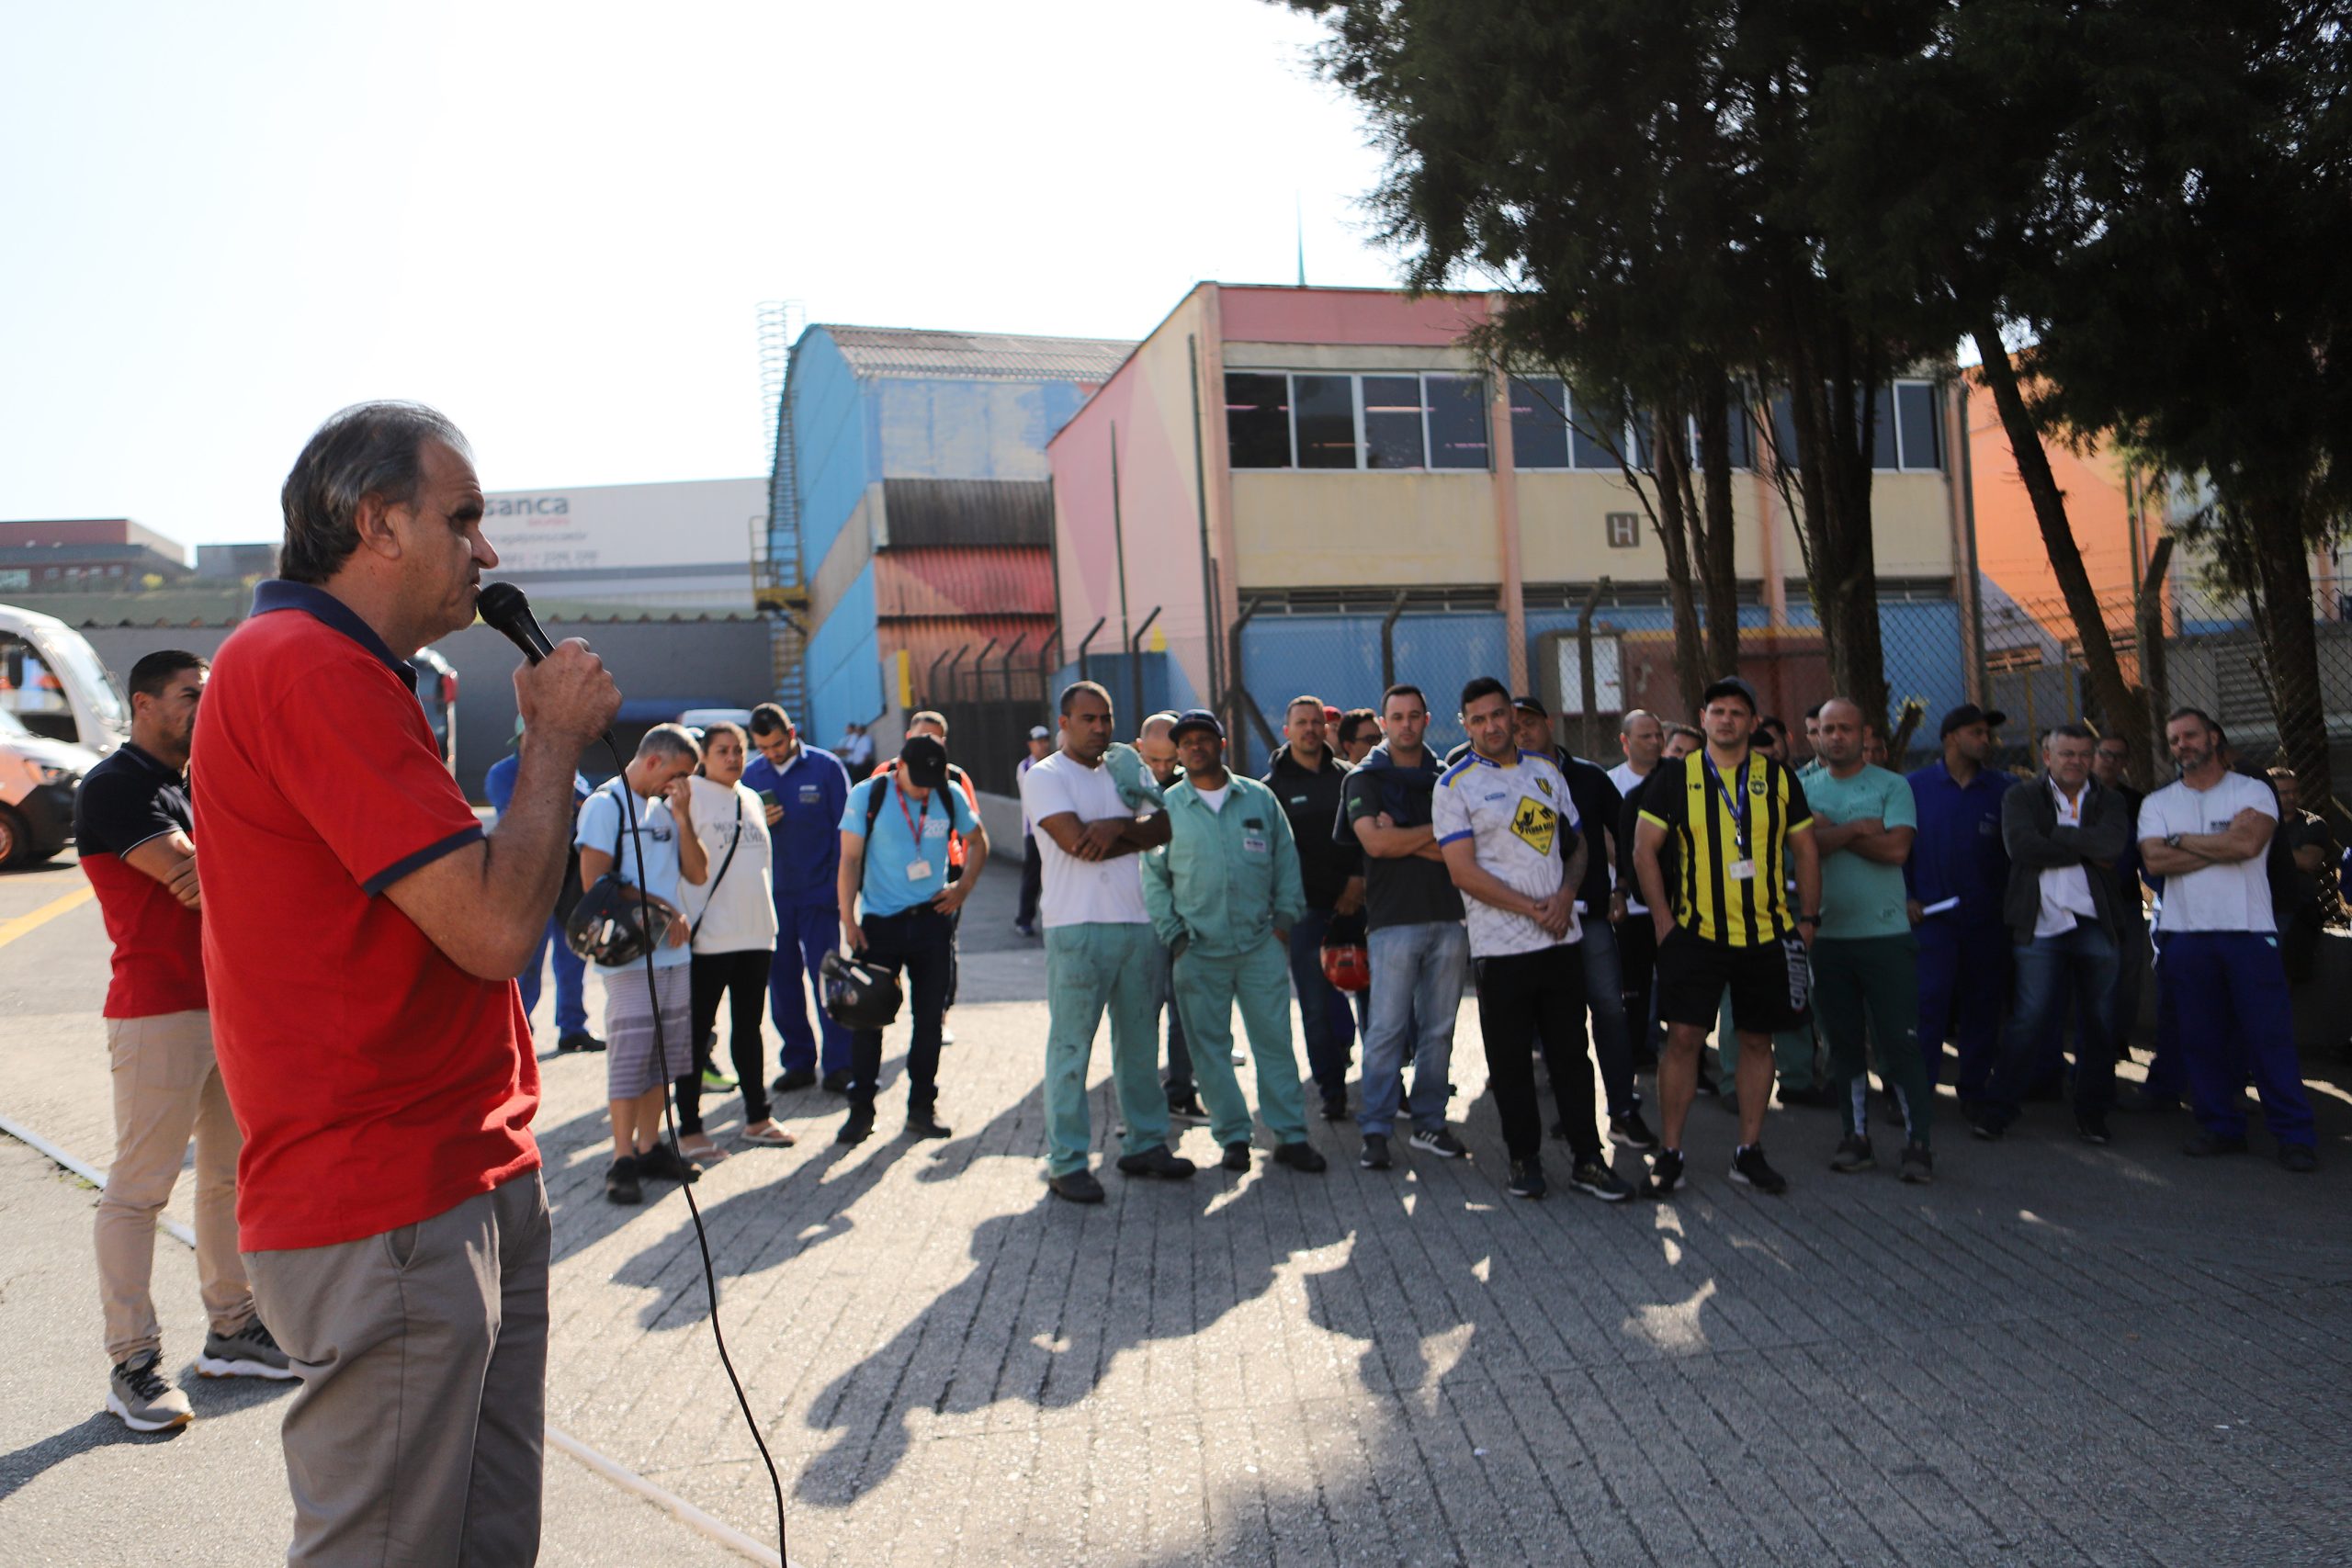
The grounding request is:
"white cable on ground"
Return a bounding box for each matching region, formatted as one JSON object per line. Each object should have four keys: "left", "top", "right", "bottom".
{"left": 0, "top": 1111, "right": 789, "bottom": 1568}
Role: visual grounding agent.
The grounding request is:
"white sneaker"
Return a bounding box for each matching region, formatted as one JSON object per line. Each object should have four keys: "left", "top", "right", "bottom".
{"left": 1231, "top": 1048, "right": 1247, "bottom": 1066}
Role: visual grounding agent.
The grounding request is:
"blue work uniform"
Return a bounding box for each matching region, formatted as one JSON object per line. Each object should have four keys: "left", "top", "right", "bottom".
{"left": 1905, "top": 760, "right": 2015, "bottom": 1105}
{"left": 743, "top": 742, "right": 853, "bottom": 1077}
{"left": 484, "top": 750, "right": 592, "bottom": 1038}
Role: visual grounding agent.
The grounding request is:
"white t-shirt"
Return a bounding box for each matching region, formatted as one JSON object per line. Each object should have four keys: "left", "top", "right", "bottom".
{"left": 1430, "top": 749, "right": 1582, "bottom": 958}
{"left": 1019, "top": 749, "right": 1155, "bottom": 928}
{"left": 678, "top": 775, "right": 778, "bottom": 954}
{"left": 2140, "top": 772, "right": 2278, "bottom": 934}
{"left": 1194, "top": 783, "right": 1230, "bottom": 814}
{"left": 1606, "top": 760, "right": 1650, "bottom": 799}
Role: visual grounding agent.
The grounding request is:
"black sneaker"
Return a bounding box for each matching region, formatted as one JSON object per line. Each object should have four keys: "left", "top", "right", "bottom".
{"left": 635, "top": 1140, "right": 700, "bottom": 1183}
{"left": 1049, "top": 1168, "right": 1105, "bottom": 1204}
{"left": 1728, "top": 1145, "right": 1789, "bottom": 1195}
{"left": 820, "top": 1068, "right": 853, "bottom": 1094}
{"left": 836, "top": 1107, "right": 876, "bottom": 1145}
{"left": 1830, "top": 1134, "right": 1876, "bottom": 1173}
{"left": 1272, "top": 1141, "right": 1328, "bottom": 1174}
{"left": 2279, "top": 1144, "right": 2318, "bottom": 1173}
{"left": 1609, "top": 1110, "right": 1659, "bottom": 1151}
{"left": 1506, "top": 1159, "right": 1547, "bottom": 1200}
{"left": 772, "top": 1066, "right": 818, "bottom": 1093}
{"left": 1222, "top": 1141, "right": 1253, "bottom": 1172}
{"left": 905, "top": 1112, "right": 953, "bottom": 1140}
{"left": 1408, "top": 1127, "right": 1467, "bottom": 1159}
{"left": 1166, "top": 1089, "right": 1211, "bottom": 1125}
{"left": 2076, "top": 1111, "right": 2112, "bottom": 1146}
{"left": 1360, "top": 1134, "right": 1392, "bottom": 1170}
{"left": 1115, "top": 1145, "right": 1197, "bottom": 1179}
{"left": 198, "top": 1318, "right": 295, "bottom": 1381}
{"left": 1640, "top": 1148, "right": 1685, "bottom": 1199}
{"left": 2182, "top": 1130, "right": 2249, "bottom": 1157}
{"left": 556, "top": 1031, "right": 606, "bottom": 1055}
{"left": 1778, "top": 1083, "right": 1838, "bottom": 1109}
{"left": 1321, "top": 1095, "right": 1352, "bottom": 1122}
{"left": 1899, "top": 1143, "right": 1934, "bottom": 1184}
{"left": 605, "top": 1156, "right": 642, "bottom": 1205}
{"left": 1967, "top": 1111, "right": 2004, "bottom": 1142}
{"left": 1569, "top": 1157, "right": 1633, "bottom": 1201}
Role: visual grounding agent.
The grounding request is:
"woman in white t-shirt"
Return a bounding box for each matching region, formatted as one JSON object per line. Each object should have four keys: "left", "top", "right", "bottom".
{"left": 674, "top": 722, "right": 788, "bottom": 1158}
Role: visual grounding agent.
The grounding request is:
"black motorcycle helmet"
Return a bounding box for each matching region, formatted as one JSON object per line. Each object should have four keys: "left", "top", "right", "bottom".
{"left": 821, "top": 949, "right": 903, "bottom": 1031}
{"left": 565, "top": 878, "right": 655, "bottom": 968}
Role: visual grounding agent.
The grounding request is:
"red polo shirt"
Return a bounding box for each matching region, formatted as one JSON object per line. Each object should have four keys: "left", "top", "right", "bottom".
{"left": 73, "top": 742, "right": 207, "bottom": 1018}
{"left": 192, "top": 581, "right": 538, "bottom": 1252}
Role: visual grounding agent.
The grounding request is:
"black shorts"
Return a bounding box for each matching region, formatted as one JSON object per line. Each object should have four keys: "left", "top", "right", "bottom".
{"left": 1655, "top": 926, "right": 1811, "bottom": 1034}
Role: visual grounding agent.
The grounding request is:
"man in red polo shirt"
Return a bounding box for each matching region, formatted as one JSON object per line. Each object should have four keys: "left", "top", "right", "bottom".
{"left": 193, "top": 401, "right": 617, "bottom": 1565}
{"left": 77, "top": 648, "right": 295, "bottom": 1433}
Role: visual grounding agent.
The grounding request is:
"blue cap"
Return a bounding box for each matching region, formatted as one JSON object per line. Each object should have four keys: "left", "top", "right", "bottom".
{"left": 1168, "top": 708, "right": 1224, "bottom": 741}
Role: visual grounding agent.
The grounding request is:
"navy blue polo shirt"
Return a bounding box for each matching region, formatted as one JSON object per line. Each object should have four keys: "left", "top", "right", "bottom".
{"left": 1904, "top": 759, "right": 2015, "bottom": 920}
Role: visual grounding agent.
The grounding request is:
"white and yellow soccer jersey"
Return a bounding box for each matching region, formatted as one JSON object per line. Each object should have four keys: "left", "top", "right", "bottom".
{"left": 1430, "top": 749, "right": 1582, "bottom": 958}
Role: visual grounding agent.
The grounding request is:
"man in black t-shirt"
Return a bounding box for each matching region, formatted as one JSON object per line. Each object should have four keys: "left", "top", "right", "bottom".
{"left": 1513, "top": 698, "right": 1657, "bottom": 1150}
{"left": 1340, "top": 684, "right": 1469, "bottom": 1170}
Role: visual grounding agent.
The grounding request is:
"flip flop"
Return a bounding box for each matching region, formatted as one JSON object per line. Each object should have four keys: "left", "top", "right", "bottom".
{"left": 678, "top": 1138, "right": 730, "bottom": 1164}
{"left": 738, "top": 1123, "right": 797, "bottom": 1148}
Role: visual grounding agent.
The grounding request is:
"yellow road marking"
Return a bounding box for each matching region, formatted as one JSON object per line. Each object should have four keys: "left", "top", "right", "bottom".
{"left": 0, "top": 885, "right": 95, "bottom": 950}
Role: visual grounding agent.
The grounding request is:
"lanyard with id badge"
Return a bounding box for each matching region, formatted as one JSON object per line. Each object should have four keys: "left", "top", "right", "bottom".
{"left": 896, "top": 783, "right": 938, "bottom": 884}
{"left": 1705, "top": 752, "right": 1757, "bottom": 882}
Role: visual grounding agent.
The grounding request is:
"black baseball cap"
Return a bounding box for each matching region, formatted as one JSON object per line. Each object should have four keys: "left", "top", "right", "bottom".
{"left": 1511, "top": 694, "right": 1548, "bottom": 717}
{"left": 1168, "top": 708, "right": 1224, "bottom": 741}
{"left": 899, "top": 734, "right": 949, "bottom": 790}
{"left": 1938, "top": 703, "right": 2007, "bottom": 738}
{"left": 1700, "top": 675, "right": 1759, "bottom": 713}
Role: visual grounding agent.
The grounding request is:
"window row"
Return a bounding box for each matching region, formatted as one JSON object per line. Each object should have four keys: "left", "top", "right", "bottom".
{"left": 1224, "top": 372, "right": 1945, "bottom": 474}
{"left": 1226, "top": 372, "right": 1491, "bottom": 471}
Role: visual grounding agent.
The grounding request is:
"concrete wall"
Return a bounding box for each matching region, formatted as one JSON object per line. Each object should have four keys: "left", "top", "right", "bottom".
{"left": 80, "top": 616, "right": 774, "bottom": 802}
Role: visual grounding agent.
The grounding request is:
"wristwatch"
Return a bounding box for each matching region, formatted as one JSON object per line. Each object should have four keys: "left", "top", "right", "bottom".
{"left": 2165, "top": 832, "right": 2184, "bottom": 849}
{"left": 1797, "top": 913, "right": 1821, "bottom": 929}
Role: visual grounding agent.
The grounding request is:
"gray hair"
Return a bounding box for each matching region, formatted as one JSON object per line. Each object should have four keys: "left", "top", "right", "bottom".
{"left": 638, "top": 723, "right": 702, "bottom": 764}
{"left": 278, "top": 402, "right": 472, "bottom": 584}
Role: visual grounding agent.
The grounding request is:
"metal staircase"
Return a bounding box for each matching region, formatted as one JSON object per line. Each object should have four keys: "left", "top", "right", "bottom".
{"left": 754, "top": 301, "right": 808, "bottom": 717}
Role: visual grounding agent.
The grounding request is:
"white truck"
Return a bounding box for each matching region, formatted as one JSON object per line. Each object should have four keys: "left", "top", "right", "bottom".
{"left": 0, "top": 605, "right": 129, "bottom": 865}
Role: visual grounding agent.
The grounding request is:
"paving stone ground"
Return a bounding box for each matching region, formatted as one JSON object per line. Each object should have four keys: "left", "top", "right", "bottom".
{"left": 5, "top": 849, "right": 2350, "bottom": 1566}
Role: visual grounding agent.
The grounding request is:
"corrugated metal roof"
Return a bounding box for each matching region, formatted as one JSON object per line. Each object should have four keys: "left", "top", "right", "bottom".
{"left": 881, "top": 479, "right": 1051, "bottom": 548}
{"left": 874, "top": 547, "right": 1055, "bottom": 620}
{"left": 879, "top": 615, "right": 1058, "bottom": 672}
{"left": 817, "top": 324, "right": 1133, "bottom": 383}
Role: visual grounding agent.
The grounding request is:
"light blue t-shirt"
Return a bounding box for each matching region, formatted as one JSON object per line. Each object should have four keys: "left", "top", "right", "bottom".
{"left": 842, "top": 774, "right": 979, "bottom": 918}
{"left": 576, "top": 785, "right": 692, "bottom": 971}
{"left": 1805, "top": 763, "right": 1918, "bottom": 941}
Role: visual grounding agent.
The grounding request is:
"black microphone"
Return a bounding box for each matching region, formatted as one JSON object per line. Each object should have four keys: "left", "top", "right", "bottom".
{"left": 478, "top": 581, "right": 554, "bottom": 666}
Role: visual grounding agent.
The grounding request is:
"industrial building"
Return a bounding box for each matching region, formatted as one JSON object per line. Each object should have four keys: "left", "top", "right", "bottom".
{"left": 761, "top": 324, "right": 1133, "bottom": 756}
{"left": 0, "top": 519, "right": 190, "bottom": 593}
{"left": 1047, "top": 283, "right": 1975, "bottom": 761}
{"left": 475, "top": 476, "right": 766, "bottom": 615}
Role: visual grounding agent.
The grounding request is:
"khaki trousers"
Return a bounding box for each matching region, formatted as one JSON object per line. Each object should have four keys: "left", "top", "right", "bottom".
{"left": 246, "top": 1172, "right": 550, "bottom": 1567}
{"left": 97, "top": 1009, "right": 250, "bottom": 1363}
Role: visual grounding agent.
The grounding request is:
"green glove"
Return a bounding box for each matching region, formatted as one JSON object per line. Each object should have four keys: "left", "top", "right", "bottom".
{"left": 1102, "top": 741, "right": 1164, "bottom": 811}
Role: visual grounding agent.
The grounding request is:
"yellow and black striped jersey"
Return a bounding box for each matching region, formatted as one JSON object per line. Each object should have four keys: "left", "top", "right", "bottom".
{"left": 1635, "top": 749, "right": 1813, "bottom": 947}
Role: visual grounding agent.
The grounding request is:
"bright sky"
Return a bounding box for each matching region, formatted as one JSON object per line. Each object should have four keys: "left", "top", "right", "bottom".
{"left": 0, "top": 1, "right": 1398, "bottom": 549}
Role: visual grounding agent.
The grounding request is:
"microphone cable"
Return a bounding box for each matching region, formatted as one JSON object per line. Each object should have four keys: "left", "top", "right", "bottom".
{"left": 480, "top": 580, "right": 786, "bottom": 1560}
{"left": 607, "top": 736, "right": 790, "bottom": 1564}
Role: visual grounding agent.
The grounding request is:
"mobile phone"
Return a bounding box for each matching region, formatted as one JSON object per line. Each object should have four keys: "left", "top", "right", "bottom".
{"left": 757, "top": 788, "right": 778, "bottom": 807}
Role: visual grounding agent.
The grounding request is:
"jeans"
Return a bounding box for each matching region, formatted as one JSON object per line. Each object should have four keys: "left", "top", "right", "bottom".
{"left": 1917, "top": 915, "right": 2011, "bottom": 1103}
{"left": 2109, "top": 909, "right": 2151, "bottom": 1057}
{"left": 1984, "top": 922, "right": 2118, "bottom": 1129}
{"left": 849, "top": 908, "right": 955, "bottom": 1115}
{"left": 1358, "top": 921, "right": 1468, "bottom": 1139}
{"left": 1172, "top": 935, "right": 1311, "bottom": 1148}
{"left": 1577, "top": 916, "right": 1640, "bottom": 1117}
{"left": 1044, "top": 923, "right": 1172, "bottom": 1175}
{"left": 1287, "top": 908, "right": 1356, "bottom": 1107}
{"left": 770, "top": 902, "right": 852, "bottom": 1077}
{"left": 676, "top": 948, "right": 775, "bottom": 1134}
{"left": 2163, "top": 931, "right": 2315, "bottom": 1145}
{"left": 516, "top": 916, "right": 587, "bottom": 1037}
{"left": 1615, "top": 914, "right": 1661, "bottom": 1060}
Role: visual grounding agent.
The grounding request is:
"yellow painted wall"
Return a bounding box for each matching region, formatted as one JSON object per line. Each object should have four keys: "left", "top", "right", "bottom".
{"left": 1232, "top": 471, "right": 1499, "bottom": 587}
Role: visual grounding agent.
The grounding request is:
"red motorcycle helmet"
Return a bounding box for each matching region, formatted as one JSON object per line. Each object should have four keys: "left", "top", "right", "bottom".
{"left": 1320, "top": 939, "right": 1371, "bottom": 994}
